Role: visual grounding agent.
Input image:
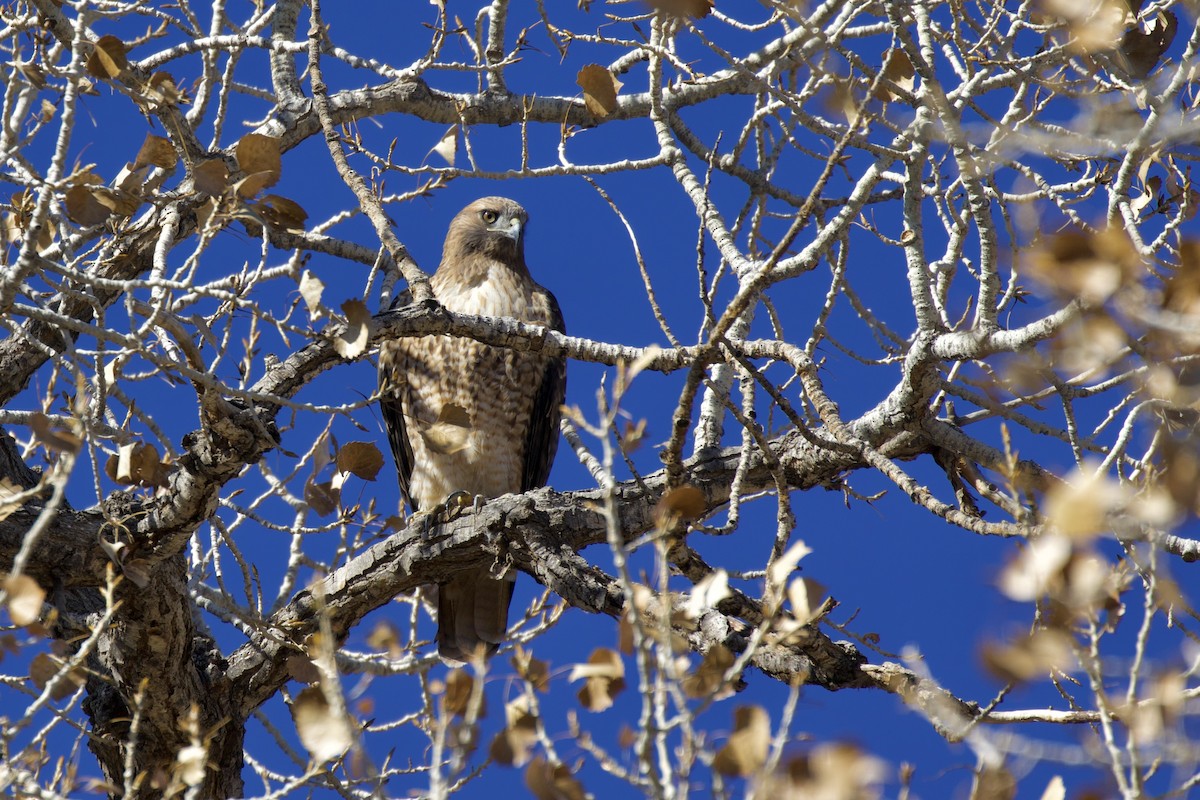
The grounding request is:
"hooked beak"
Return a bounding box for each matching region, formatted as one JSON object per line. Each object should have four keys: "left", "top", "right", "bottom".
{"left": 498, "top": 218, "right": 522, "bottom": 242}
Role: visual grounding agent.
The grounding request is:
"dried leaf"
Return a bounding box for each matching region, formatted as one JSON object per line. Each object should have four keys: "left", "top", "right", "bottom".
{"left": 646, "top": 0, "right": 713, "bottom": 19}
{"left": 981, "top": 628, "right": 1075, "bottom": 683}
{"left": 235, "top": 133, "right": 282, "bottom": 182}
{"left": 336, "top": 441, "right": 383, "bottom": 482}
{"left": 291, "top": 686, "right": 353, "bottom": 762}
{"left": 286, "top": 654, "right": 320, "bottom": 684}
{"left": 1119, "top": 10, "right": 1177, "bottom": 78}
{"left": 29, "top": 652, "right": 85, "bottom": 701}
{"left": 0, "top": 477, "right": 25, "bottom": 522}
{"left": 512, "top": 648, "right": 551, "bottom": 692}
{"left": 29, "top": 413, "right": 81, "bottom": 455}
{"left": 65, "top": 184, "right": 112, "bottom": 227}
{"left": 4, "top": 575, "right": 45, "bottom": 626}
{"left": 145, "top": 72, "right": 185, "bottom": 107}
{"left": 86, "top": 35, "right": 128, "bottom": 80}
{"left": 422, "top": 403, "right": 472, "bottom": 455}
{"left": 787, "top": 577, "right": 826, "bottom": 624}
{"left": 109, "top": 442, "right": 170, "bottom": 488}
{"left": 998, "top": 534, "right": 1072, "bottom": 601}
{"left": 682, "top": 644, "right": 735, "bottom": 699}
{"left": 873, "top": 49, "right": 915, "bottom": 102}
{"left": 489, "top": 698, "right": 538, "bottom": 767}
{"left": 298, "top": 270, "right": 325, "bottom": 319}
{"left": 653, "top": 485, "right": 705, "bottom": 528}
{"left": 768, "top": 743, "right": 888, "bottom": 799}
{"left": 175, "top": 744, "right": 207, "bottom": 787}
{"left": 444, "top": 669, "right": 480, "bottom": 717}
{"left": 193, "top": 159, "right": 229, "bottom": 195}
{"left": 975, "top": 764, "right": 1017, "bottom": 800}
{"left": 767, "top": 539, "right": 813, "bottom": 592}
{"left": 333, "top": 299, "right": 372, "bottom": 359}
{"left": 1040, "top": 776, "right": 1066, "bottom": 800}
{"left": 432, "top": 126, "right": 457, "bottom": 166}
{"left": 134, "top": 134, "right": 176, "bottom": 170}
{"left": 1026, "top": 227, "right": 1140, "bottom": 304}
{"left": 577, "top": 64, "right": 622, "bottom": 117}
{"left": 525, "top": 756, "right": 586, "bottom": 800}
{"left": 570, "top": 648, "right": 625, "bottom": 712}
{"left": 712, "top": 705, "right": 770, "bottom": 777}
{"left": 1044, "top": 464, "right": 1128, "bottom": 541}
{"left": 684, "top": 569, "right": 731, "bottom": 619}
{"left": 255, "top": 194, "right": 307, "bottom": 231}
{"left": 366, "top": 620, "right": 403, "bottom": 658}
{"left": 304, "top": 479, "right": 339, "bottom": 517}
{"left": 234, "top": 171, "right": 277, "bottom": 200}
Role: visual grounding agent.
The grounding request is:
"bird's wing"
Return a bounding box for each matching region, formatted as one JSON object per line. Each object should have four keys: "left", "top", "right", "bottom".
{"left": 378, "top": 289, "right": 418, "bottom": 512}
{"left": 521, "top": 289, "right": 567, "bottom": 493}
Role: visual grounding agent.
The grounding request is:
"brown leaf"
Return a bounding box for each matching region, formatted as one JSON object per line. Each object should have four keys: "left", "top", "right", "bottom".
{"left": 365, "top": 620, "right": 403, "bottom": 658}
{"left": 254, "top": 194, "right": 307, "bottom": 231}
{"left": 512, "top": 648, "right": 551, "bottom": 692}
{"left": 432, "top": 126, "right": 457, "bottom": 166}
{"left": 646, "top": 0, "right": 713, "bottom": 19}
{"left": 336, "top": 441, "right": 383, "bottom": 482}
{"left": 769, "top": 743, "right": 888, "bottom": 799}
{"left": 65, "top": 184, "right": 111, "bottom": 226}
{"left": 975, "top": 764, "right": 1017, "bottom": 800}
{"left": 235, "top": 133, "right": 281, "bottom": 193}
{"left": 712, "top": 705, "right": 770, "bottom": 777}
{"left": 234, "top": 171, "right": 278, "bottom": 200}
{"left": 298, "top": 270, "right": 325, "bottom": 318}
{"left": 291, "top": 686, "right": 353, "bottom": 762}
{"left": 873, "top": 49, "right": 915, "bottom": 102}
{"left": 145, "top": 72, "right": 185, "bottom": 107}
{"left": 29, "top": 652, "right": 85, "bottom": 701}
{"left": 577, "top": 64, "right": 622, "bottom": 117}
{"left": 333, "top": 299, "right": 372, "bottom": 359}
{"left": 1119, "top": 10, "right": 1177, "bottom": 79}
{"left": 1026, "top": 227, "right": 1142, "bottom": 304}
{"left": 193, "top": 159, "right": 230, "bottom": 195}
{"left": 108, "top": 442, "right": 170, "bottom": 488}
{"left": 0, "top": 477, "right": 25, "bottom": 522}
{"left": 134, "top": 134, "right": 177, "bottom": 170}
{"left": 981, "top": 628, "right": 1075, "bottom": 683}
{"left": 787, "top": 577, "right": 826, "bottom": 625}
{"left": 422, "top": 403, "right": 472, "bottom": 455}
{"left": 4, "top": 575, "right": 45, "bottom": 626}
{"left": 525, "top": 756, "right": 586, "bottom": 800}
{"left": 93, "top": 186, "right": 142, "bottom": 217}
{"left": 444, "top": 669, "right": 481, "bottom": 717}
{"left": 682, "top": 644, "right": 735, "bottom": 699}
{"left": 304, "top": 479, "right": 339, "bottom": 517}
{"left": 29, "top": 413, "right": 81, "bottom": 455}
{"left": 286, "top": 654, "right": 320, "bottom": 684}
{"left": 489, "top": 698, "right": 538, "bottom": 767}
{"left": 570, "top": 647, "right": 625, "bottom": 712}
{"left": 86, "top": 35, "right": 128, "bottom": 80}
{"left": 653, "top": 485, "right": 705, "bottom": 528}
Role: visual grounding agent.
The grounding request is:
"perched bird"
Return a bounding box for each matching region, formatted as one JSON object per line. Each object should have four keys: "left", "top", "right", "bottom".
{"left": 378, "top": 197, "right": 567, "bottom": 663}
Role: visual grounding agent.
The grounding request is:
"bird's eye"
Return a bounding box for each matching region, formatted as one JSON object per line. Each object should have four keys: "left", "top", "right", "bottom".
{"left": 481, "top": 210, "right": 499, "bottom": 224}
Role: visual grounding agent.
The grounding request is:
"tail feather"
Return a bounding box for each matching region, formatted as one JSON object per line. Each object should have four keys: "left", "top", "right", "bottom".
{"left": 437, "top": 570, "right": 515, "bottom": 663}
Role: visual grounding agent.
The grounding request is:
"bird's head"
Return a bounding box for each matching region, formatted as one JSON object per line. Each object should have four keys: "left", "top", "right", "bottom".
{"left": 443, "top": 197, "right": 529, "bottom": 268}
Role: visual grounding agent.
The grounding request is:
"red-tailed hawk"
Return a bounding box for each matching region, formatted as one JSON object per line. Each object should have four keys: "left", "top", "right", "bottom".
{"left": 378, "top": 197, "right": 566, "bottom": 663}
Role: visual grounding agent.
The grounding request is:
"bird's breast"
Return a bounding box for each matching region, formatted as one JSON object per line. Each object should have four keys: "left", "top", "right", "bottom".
{"left": 434, "top": 265, "right": 533, "bottom": 319}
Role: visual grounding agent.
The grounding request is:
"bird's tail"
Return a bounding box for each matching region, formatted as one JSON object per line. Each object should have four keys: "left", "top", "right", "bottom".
{"left": 436, "top": 570, "right": 515, "bottom": 664}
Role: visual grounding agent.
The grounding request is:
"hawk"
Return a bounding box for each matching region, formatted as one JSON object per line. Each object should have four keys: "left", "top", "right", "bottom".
{"left": 378, "top": 197, "right": 567, "bottom": 663}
